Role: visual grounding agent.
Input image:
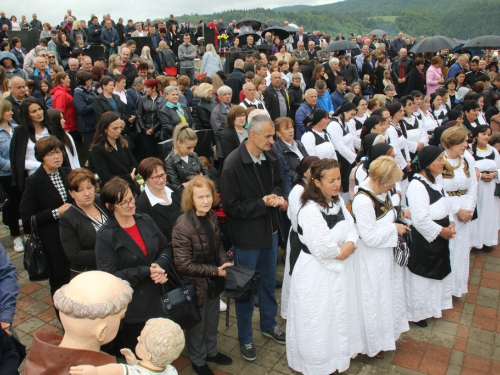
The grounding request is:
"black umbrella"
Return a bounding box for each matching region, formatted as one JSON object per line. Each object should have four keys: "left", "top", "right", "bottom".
{"left": 261, "top": 26, "right": 289, "bottom": 40}
{"left": 284, "top": 25, "right": 298, "bottom": 34}
{"left": 463, "top": 35, "right": 500, "bottom": 49}
{"left": 237, "top": 32, "right": 261, "bottom": 45}
{"left": 236, "top": 17, "right": 261, "bottom": 29}
{"left": 410, "top": 35, "right": 459, "bottom": 54}
{"left": 265, "top": 19, "right": 283, "bottom": 27}
{"left": 369, "top": 29, "right": 387, "bottom": 36}
{"left": 325, "top": 40, "right": 360, "bottom": 52}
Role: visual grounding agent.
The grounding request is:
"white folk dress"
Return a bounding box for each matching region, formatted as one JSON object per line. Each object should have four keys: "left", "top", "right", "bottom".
{"left": 351, "top": 179, "right": 409, "bottom": 357}
{"left": 404, "top": 175, "right": 453, "bottom": 322}
{"left": 281, "top": 184, "right": 304, "bottom": 319}
{"left": 470, "top": 146, "right": 500, "bottom": 248}
{"left": 286, "top": 198, "right": 361, "bottom": 375}
{"left": 437, "top": 151, "right": 477, "bottom": 297}
{"left": 301, "top": 129, "right": 336, "bottom": 160}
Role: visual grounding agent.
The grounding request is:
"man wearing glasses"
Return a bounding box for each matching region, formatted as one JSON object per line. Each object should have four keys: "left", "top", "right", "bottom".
{"left": 47, "top": 29, "right": 59, "bottom": 63}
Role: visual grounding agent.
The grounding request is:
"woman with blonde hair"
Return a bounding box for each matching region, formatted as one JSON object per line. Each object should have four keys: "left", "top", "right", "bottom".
{"left": 382, "top": 69, "right": 393, "bottom": 88}
{"left": 201, "top": 44, "right": 223, "bottom": 76}
{"left": 210, "top": 74, "right": 224, "bottom": 98}
{"left": 158, "top": 40, "right": 176, "bottom": 76}
{"left": 253, "top": 76, "right": 267, "bottom": 103}
{"left": 196, "top": 83, "right": 217, "bottom": 129}
{"left": 351, "top": 156, "right": 410, "bottom": 359}
{"left": 108, "top": 54, "right": 122, "bottom": 75}
{"left": 140, "top": 46, "right": 155, "bottom": 70}
{"left": 70, "top": 20, "right": 87, "bottom": 45}
{"left": 165, "top": 124, "right": 210, "bottom": 191}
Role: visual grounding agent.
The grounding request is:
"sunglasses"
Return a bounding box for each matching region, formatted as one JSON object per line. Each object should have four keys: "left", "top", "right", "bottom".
{"left": 48, "top": 55, "right": 55, "bottom": 58}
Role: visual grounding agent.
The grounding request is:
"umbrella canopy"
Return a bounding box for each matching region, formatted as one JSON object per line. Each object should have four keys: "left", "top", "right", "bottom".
{"left": 237, "top": 32, "right": 261, "bottom": 45}
{"left": 265, "top": 19, "right": 283, "bottom": 27}
{"left": 325, "top": 40, "right": 360, "bottom": 52}
{"left": 410, "top": 35, "right": 459, "bottom": 54}
{"left": 236, "top": 17, "right": 261, "bottom": 29}
{"left": 463, "top": 35, "right": 500, "bottom": 49}
{"left": 369, "top": 29, "right": 387, "bottom": 36}
{"left": 261, "top": 26, "right": 289, "bottom": 40}
{"left": 284, "top": 25, "right": 298, "bottom": 33}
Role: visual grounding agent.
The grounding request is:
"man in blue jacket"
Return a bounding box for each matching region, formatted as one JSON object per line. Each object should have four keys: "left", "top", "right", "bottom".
{"left": 101, "top": 19, "right": 119, "bottom": 57}
{"left": 331, "top": 76, "right": 347, "bottom": 110}
{"left": 315, "top": 80, "right": 333, "bottom": 113}
{"left": 295, "top": 89, "right": 319, "bottom": 140}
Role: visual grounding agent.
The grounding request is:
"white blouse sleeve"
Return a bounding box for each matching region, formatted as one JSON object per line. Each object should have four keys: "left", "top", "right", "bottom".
{"left": 300, "top": 132, "right": 317, "bottom": 157}
{"left": 297, "top": 202, "right": 344, "bottom": 272}
{"left": 406, "top": 180, "right": 442, "bottom": 243}
{"left": 464, "top": 152, "right": 478, "bottom": 211}
{"left": 386, "top": 127, "right": 407, "bottom": 170}
{"left": 347, "top": 119, "right": 361, "bottom": 149}
{"left": 493, "top": 148, "right": 500, "bottom": 182}
{"left": 352, "top": 193, "right": 398, "bottom": 248}
{"left": 327, "top": 121, "right": 356, "bottom": 164}
{"left": 340, "top": 196, "right": 359, "bottom": 246}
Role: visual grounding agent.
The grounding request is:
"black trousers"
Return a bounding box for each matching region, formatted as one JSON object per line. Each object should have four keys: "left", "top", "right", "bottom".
{"left": 0, "top": 175, "right": 21, "bottom": 237}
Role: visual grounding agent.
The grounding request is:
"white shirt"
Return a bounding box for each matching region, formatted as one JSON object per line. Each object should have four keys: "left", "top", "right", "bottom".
{"left": 145, "top": 185, "right": 174, "bottom": 207}
{"left": 26, "top": 127, "right": 49, "bottom": 175}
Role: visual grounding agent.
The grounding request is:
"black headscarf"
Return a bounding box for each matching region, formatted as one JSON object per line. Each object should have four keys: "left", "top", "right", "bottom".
{"left": 411, "top": 145, "right": 443, "bottom": 183}
{"left": 309, "top": 109, "right": 328, "bottom": 128}
{"left": 356, "top": 133, "right": 386, "bottom": 163}
{"left": 293, "top": 156, "right": 320, "bottom": 188}
{"left": 333, "top": 101, "right": 356, "bottom": 117}
{"left": 352, "top": 96, "right": 364, "bottom": 108}
{"left": 363, "top": 143, "right": 393, "bottom": 171}
{"left": 429, "top": 125, "right": 452, "bottom": 147}
{"left": 360, "top": 115, "right": 383, "bottom": 140}
{"left": 387, "top": 102, "right": 402, "bottom": 117}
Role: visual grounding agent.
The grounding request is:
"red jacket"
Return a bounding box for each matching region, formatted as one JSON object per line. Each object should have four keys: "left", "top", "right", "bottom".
{"left": 51, "top": 85, "right": 78, "bottom": 132}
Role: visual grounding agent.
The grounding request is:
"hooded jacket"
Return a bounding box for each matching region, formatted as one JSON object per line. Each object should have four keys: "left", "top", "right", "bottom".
{"left": 73, "top": 86, "right": 97, "bottom": 133}
{"left": 51, "top": 85, "right": 78, "bottom": 132}
{"left": 0, "top": 51, "right": 26, "bottom": 79}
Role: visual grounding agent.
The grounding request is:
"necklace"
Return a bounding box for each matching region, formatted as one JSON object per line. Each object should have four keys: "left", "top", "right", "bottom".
{"left": 443, "top": 154, "right": 462, "bottom": 170}
{"left": 476, "top": 145, "right": 488, "bottom": 152}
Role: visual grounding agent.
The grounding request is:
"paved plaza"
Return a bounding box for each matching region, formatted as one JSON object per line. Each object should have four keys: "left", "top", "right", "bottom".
{"left": 3, "top": 225, "right": 500, "bottom": 375}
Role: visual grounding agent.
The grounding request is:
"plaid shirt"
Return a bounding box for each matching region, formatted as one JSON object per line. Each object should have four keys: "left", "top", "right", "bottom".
{"left": 48, "top": 171, "right": 67, "bottom": 219}
{"left": 399, "top": 60, "right": 406, "bottom": 79}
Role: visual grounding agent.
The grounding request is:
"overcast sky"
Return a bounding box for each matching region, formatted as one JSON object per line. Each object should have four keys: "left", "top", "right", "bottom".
{"left": 4, "top": 1, "right": 341, "bottom": 25}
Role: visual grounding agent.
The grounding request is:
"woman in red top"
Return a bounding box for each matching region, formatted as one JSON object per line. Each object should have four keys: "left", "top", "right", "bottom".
{"left": 51, "top": 71, "right": 78, "bottom": 142}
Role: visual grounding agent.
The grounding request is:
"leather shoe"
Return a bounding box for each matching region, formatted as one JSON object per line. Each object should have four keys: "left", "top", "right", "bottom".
{"left": 206, "top": 352, "right": 233, "bottom": 365}
{"left": 192, "top": 363, "right": 214, "bottom": 375}
{"left": 413, "top": 320, "right": 428, "bottom": 328}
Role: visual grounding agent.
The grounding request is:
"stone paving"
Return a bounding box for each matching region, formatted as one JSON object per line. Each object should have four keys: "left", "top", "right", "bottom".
{"left": 3, "top": 223, "right": 500, "bottom": 375}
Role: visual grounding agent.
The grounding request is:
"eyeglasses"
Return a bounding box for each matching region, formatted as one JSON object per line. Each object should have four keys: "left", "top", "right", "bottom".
{"left": 45, "top": 149, "right": 62, "bottom": 157}
{"left": 117, "top": 195, "right": 137, "bottom": 209}
{"left": 150, "top": 173, "right": 166, "bottom": 182}
{"left": 48, "top": 55, "right": 55, "bottom": 58}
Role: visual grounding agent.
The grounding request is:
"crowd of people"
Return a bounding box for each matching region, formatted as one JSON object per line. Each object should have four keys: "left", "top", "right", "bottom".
{"left": 1, "top": 8, "right": 500, "bottom": 375}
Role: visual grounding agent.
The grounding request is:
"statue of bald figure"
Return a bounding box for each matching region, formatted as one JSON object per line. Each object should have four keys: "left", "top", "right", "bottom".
{"left": 54, "top": 271, "right": 133, "bottom": 350}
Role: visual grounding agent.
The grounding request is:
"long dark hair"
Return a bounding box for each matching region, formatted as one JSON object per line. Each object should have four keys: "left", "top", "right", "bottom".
{"left": 301, "top": 159, "right": 341, "bottom": 209}
{"left": 47, "top": 109, "right": 76, "bottom": 156}
{"left": 19, "top": 97, "right": 56, "bottom": 143}
{"left": 90, "top": 111, "right": 128, "bottom": 152}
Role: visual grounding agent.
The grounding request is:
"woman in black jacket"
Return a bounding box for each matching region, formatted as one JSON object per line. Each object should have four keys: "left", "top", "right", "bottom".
{"left": 196, "top": 83, "right": 217, "bottom": 129}
{"left": 59, "top": 168, "right": 108, "bottom": 279}
{"left": 10, "top": 97, "right": 70, "bottom": 192}
{"left": 159, "top": 86, "right": 194, "bottom": 141}
{"left": 136, "top": 157, "right": 182, "bottom": 241}
{"left": 96, "top": 177, "right": 172, "bottom": 351}
{"left": 221, "top": 106, "right": 248, "bottom": 159}
{"left": 20, "top": 136, "right": 73, "bottom": 313}
{"left": 89, "top": 111, "right": 140, "bottom": 195}
{"left": 136, "top": 78, "right": 165, "bottom": 161}
{"left": 165, "top": 124, "right": 210, "bottom": 191}
{"left": 94, "top": 76, "right": 128, "bottom": 124}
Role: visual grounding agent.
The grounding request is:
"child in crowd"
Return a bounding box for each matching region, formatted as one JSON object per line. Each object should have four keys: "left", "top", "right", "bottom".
{"left": 361, "top": 74, "right": 375, "bottom": 99}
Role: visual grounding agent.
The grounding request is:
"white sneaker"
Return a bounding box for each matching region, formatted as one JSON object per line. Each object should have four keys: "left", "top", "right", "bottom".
{"left": 13, "top": 237, "right": 24, "bottom": 253}
{"left": 219, "top": 299, "right": 227, "bottom": 312}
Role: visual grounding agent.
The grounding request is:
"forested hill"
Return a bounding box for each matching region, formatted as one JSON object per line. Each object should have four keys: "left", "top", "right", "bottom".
{"left": 178, "top": 0, "right": 500, "bottom": 39}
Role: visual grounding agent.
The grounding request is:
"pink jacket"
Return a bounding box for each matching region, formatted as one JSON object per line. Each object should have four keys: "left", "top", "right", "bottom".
{"left": 426, "top": 65, "right": 443, "bottom": 95}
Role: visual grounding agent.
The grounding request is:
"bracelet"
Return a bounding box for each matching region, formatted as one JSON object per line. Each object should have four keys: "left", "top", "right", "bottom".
{"left": 479, "top": 173, "right": 482, "bottom": 180}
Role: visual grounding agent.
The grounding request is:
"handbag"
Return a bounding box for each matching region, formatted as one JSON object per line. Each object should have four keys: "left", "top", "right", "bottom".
{"left": 159, "top": 254, "right": 201, "bottom": 330}
{"left": 495, "top": 183, "right": 500, "bottom": 197}
{"left": 394, "top": 205, "right": 411, "bottom": 267}
{"left": 23, "top": 216, "right": 50, "bottom": 281}
{"left": 224, "top": 265, "right": 261, "bottom": 301}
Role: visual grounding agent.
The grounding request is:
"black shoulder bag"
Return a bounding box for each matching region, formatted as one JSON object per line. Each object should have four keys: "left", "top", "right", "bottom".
{"left": 23, "top": 216, "right": 50, "bottom": 281}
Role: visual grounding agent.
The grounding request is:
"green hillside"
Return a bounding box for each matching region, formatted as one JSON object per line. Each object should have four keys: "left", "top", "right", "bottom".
{"left": 178, "top": 0, "right": 500, "bottom": 39}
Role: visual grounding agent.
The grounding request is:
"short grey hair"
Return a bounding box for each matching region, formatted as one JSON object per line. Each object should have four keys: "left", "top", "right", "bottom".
{"left": 305, "top": 88, "right": 317, "bottom": 97}
{"left": 217, "top": 85, "right": 232, "bottom": 96}
{"left": 234, "top": 59, "right": 244, "bottom": 68}
{"left": 133, "top": 77, "right": 144, "bottom": 86}
{"left": 164, "top": 85, "right": 180, "bottom": 96}
{"left": 68, "top": 58, "right": 79, "bottom": 65}
{"left": 329, "top": 57, "right": 339, "bottom": 66}
{"left": 248, "top": 113, "right": 273, "bottom": 134}
{"left": 243, "top": 82, "right": 255, "bottom": 90}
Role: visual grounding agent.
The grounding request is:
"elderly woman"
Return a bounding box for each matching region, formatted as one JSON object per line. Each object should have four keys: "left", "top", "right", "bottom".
{"left": 158, "top": 41, "right": 177, "bottom": 76}
{"left": 96, "top": 177, "right": 172, "bottom": 351}
{"left": 89, "top": 111, "right": 139, "bottom": 195}
{"left": 201, "top": 44, "right": 223, "bottom": 76}
{"left": 9, "top": 97, "right": 70, "bottom": 192}
{"left": 171, "top": 176, "right": 233, "bottom": 374}
{"left": 70, "top": 21, "right": 87, "bottom": 46}
{"left": 20, "top": 136, "right": 73, "bottom": 303}
{"left": 405, "top": 146, "right": 455, "bottom": 328}
{"left": 159, "top": 86, "right": 193, "bottom": 141}
{"left": 351, "top": 156, "right": 410, "bottom": 359}
{"left": 221, "top": 106, "right": 248, "bottom": 159}
{"left": 211, "top": 85, "right": 233, "bottom": 161}
{"left": 196, "top": 83, "right": 217, "bottom": 129}
{"left": 51, "top": 71, "right": 78, "bottom": 140}
{"left": 438, "top": 127, "right": 477, "bottom": 297}
{"left": 327, "top": 102, "right": 358, "bottom": 202}
{"left": 301, "top": 109, "right": 335, "bottom": 160}
{"left": 0, "top": 100, "right": 23, "bottom": 251}
{"left": 135, "top": 157, "right": 182, "bottom": 241}
{"left": 287, "top": 159, "right": 361, "bottom": 375}
{"left": 426, "top": 56, "right": 444, "bottom": 96}
{"left": 136, "top": 79, "right": 165, "bottom": 160}
{"left": 275, "top": 44, "right": 291, "bottom": 64}
{"left": 470, "top": 126, "right": 500, "bottom": 252}
{"left": 165, "top": 124, "right": 210, "bottom": 191}
{"left": 140, "top": 46, "right": 155, "bottom": 71}
{"left": 59, "top": 168, "right": 108, "bottom": 279}
{"left": 11, "top": 37, "right": 27, "bottom": 67}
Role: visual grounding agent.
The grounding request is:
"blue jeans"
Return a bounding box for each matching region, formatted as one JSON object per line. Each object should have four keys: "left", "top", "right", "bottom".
{"left": 233, "top": 232, "right": 278, "bottom": 345}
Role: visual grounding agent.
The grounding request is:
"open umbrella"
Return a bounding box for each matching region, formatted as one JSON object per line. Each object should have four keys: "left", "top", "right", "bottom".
{"left": 369, "top": 29, "right": 387, "bottom": 36}
{"left": 463, "top": 35, "right": 500, "bottom": 49}
{"left": 325, "top": 40, "right": 360, "bottom": 52}
{"left": 236, "top": 17, "right": 261, "bottom": 29}
{"left": 261, "top": 26, "right": 289, "bottom": 40}
{"left": 265, "top": 19, "right": 283, "bottom": 27}
{"left": 410, "top": 35, "right": 459, "bottom": 54}
{"left": 237, "top": 32, "right": 261, "bottom": 45}
{"left": 284, "top": 25, "right": 298, "bottom": 33}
